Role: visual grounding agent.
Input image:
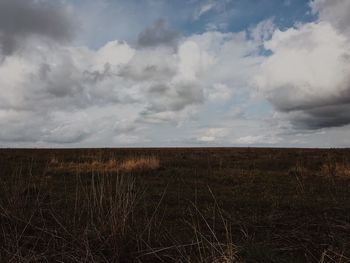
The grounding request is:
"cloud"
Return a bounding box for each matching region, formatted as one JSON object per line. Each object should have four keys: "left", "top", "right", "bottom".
{"left": 137, "top": 19, "right": 180, "bottom": 48}
{"left": 119, "top": 47, "right": 176, "bottom": 82}
{"left": 193, "top": 2, "right": 216, "bottom": 20}
{"left": 0, "top": 0, "right": 75, "bottom": 57}
{"left": 193, "top": 0, "right": 232, "bottom": 21}
{"left": 0, "top": 27, "right": 263, "bottom": 145}
{"left": 310, "top": 0, "right": 350, "bottom": 36}
{"left": 249, "top": 18, "right": 276, "bottom": 44}
{"left": 283, "top": 104, "right": 350, "bottom": 130}
{"left": 197, "top": 128, "right": 227, "bottom": 143}
{"left": 255, "top": 4, "right": 350, "bottom": 130}
{"left": 236, "top": 134, "right": 281, "bottom": 145}
{"left": 206, "top": 83, "right": 233, "bottom": 102}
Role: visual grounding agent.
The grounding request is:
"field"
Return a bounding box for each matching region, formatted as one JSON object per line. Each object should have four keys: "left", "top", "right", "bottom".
{"left": 1, "top": 148, "right": 350, "bottom": 262}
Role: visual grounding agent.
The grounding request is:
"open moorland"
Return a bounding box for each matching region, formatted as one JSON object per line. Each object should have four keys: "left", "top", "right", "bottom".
{"left": 1, "top": 148, "right": 350, "bottom": 262}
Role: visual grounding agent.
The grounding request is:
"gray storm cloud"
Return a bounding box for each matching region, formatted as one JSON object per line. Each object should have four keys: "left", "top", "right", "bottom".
{"left": 0, "top": 0, "right": 75, "bottom": 56}
{"left": 289, "top": 104, "right": 350, "bottom": 130}
{"left": 137, "top": 19, "right": 180, "bottom": 48}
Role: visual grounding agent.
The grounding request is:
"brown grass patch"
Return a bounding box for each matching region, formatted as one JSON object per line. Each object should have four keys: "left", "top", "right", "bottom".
{"left": 48, "top": 156, "right": 160, "bottom": 174}
{"left": 321, "top": 162, "right": 350, "bottom": 177}
{"left": 119, "top": 156, "right": 160, "bottom": 173}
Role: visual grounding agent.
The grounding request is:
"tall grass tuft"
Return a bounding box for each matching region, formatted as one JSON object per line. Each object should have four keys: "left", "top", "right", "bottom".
{"left": 0, "top": 164, "right": 139, "bottom": 262}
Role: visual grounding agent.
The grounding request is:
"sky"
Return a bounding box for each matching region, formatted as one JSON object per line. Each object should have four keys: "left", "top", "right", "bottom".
{"left": 0, "top": 0, "right": 350, "bottom": 148}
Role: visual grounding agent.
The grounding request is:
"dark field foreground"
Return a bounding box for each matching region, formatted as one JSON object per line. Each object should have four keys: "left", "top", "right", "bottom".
{"left": 1, "top": 148, "right": 350, "bottom": 262}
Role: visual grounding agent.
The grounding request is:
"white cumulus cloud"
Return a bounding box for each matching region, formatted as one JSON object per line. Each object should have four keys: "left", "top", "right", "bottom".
{"left": 255, "top": 0, "right": 350, "bottom": 130}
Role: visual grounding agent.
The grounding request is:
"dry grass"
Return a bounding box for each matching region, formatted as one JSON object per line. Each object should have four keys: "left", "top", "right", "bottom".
{"left": 0, "top": 165, "right": 139, "bottom": 262}
{"left": 321, "top": 161, "right": 350, "bottom": 177}
{"left": 2, "top": 148, "right": 350, "bottom": 262}
{"left": 48, "top": 155, "right": 160, "bottom": 174}
{"left": 119, "top": 156, "right": 160, "bottom": 173}
{"left": 134, "top": 185, "right": 241, "bottom": 263}
{"left": 0, "top": 162, "right": 241, "bottom": 262}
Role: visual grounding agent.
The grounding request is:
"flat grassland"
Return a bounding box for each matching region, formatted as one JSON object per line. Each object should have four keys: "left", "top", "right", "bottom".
{"left": 1, "top": 148, "right": 350, "bottom": 262}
